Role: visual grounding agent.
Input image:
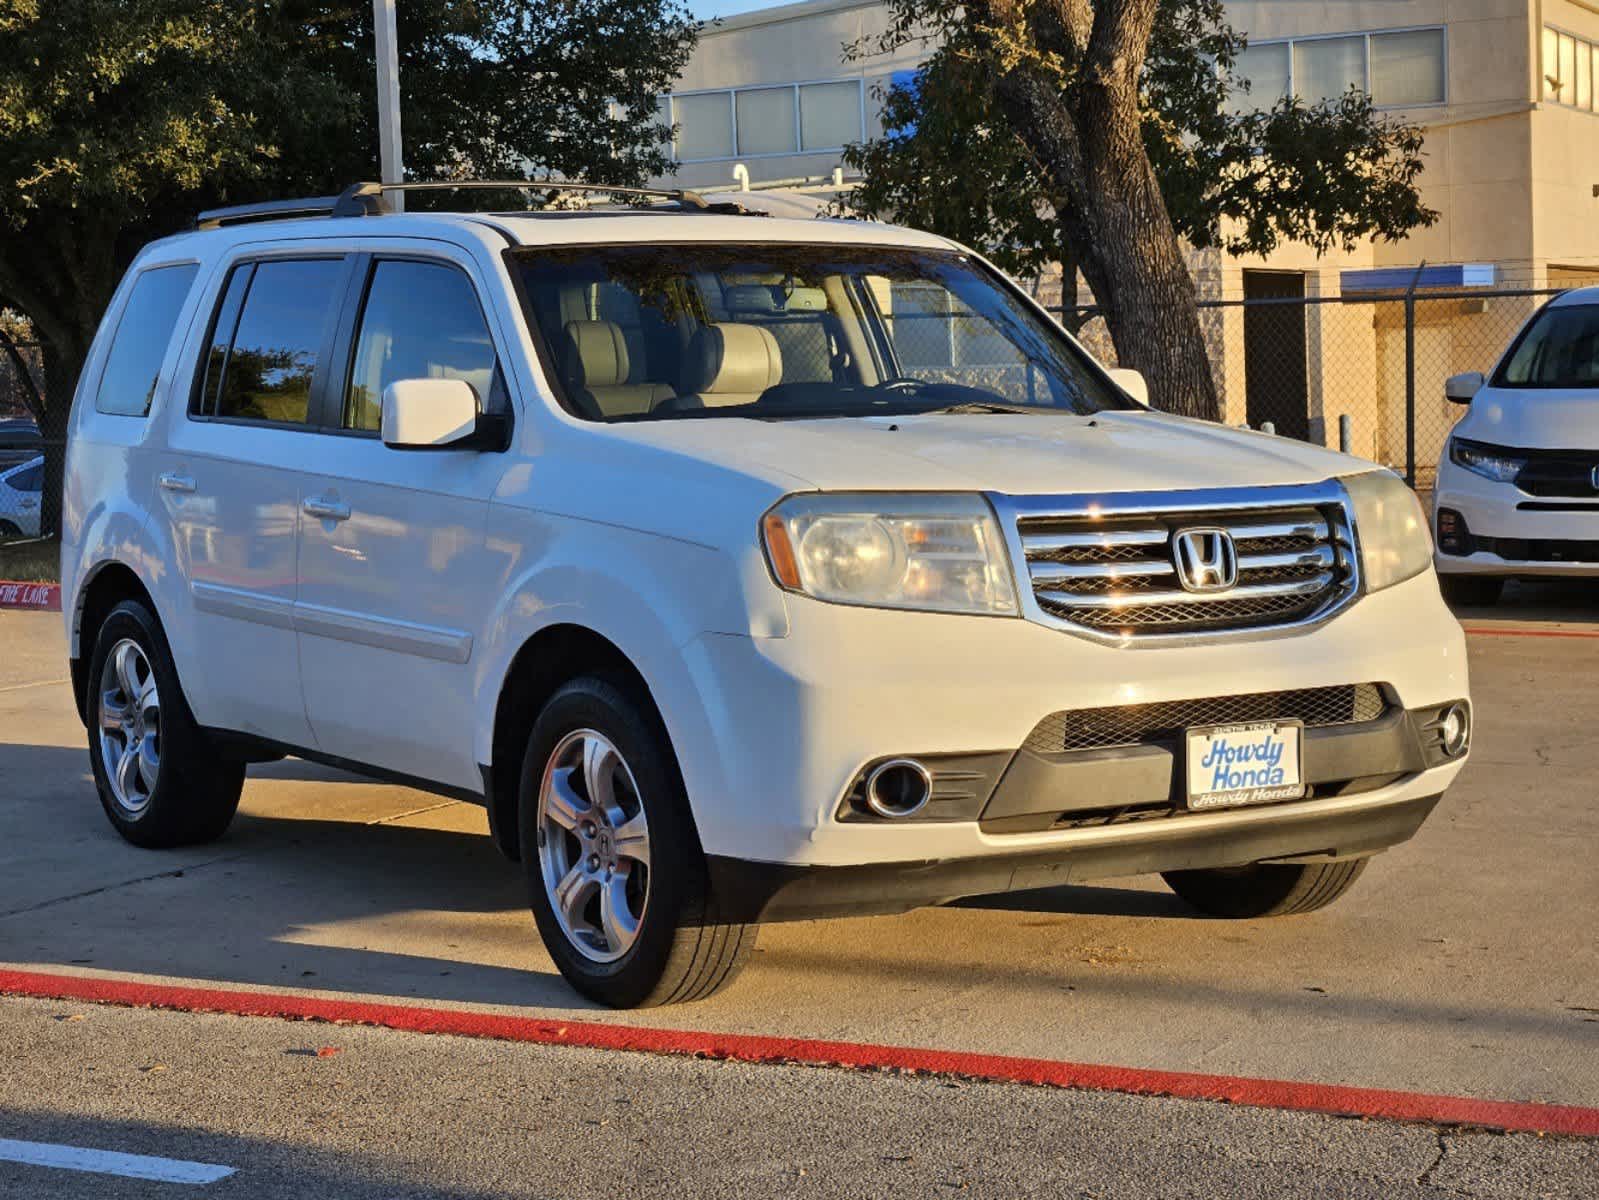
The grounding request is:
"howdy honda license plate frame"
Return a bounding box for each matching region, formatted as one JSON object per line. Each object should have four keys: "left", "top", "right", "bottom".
{"left": 1185, "top": 720, "right": 1306, "bottom": 811}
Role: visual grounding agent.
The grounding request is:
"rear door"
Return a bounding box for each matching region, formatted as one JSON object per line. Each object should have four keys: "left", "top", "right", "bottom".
{"left": 292, "top": 248, "right": 513, "bottom": 790}
{"left": 157, "top": 252, "right": 352, "bottom": 744}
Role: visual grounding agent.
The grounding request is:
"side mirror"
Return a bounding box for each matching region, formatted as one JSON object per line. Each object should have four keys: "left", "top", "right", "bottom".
{"left": 1444, "top": 372, "right": 1485, "bottom": 405}
{"left": 380, "top": 379, "right": 506, "bottom": 450}
{"left": 1107, "top": 367, "right": 1148, "bottom": 406}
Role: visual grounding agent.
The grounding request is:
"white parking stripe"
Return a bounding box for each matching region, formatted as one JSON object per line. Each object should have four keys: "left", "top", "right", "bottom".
{"left": 0, "top": 1138, "right": 236, "bottom": 1184}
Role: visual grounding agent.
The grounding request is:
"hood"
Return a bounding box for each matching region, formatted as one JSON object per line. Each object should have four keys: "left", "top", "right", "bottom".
{"left": 1453, "top": 386, "right": 1599, "bottom": 449}
{"left": 608, "top": 409, "right": 1375, "bottom": 496}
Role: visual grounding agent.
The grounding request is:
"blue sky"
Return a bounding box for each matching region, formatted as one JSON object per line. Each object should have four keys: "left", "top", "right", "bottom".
{"left": 692, "top": 0, "right": 791, "bottom": 19}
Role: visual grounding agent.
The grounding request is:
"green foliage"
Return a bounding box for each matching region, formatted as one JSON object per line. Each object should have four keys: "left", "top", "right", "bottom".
{"left": 0, "top": 0, "right": 697, "bottom": 398}
{"left": 843, "top": 0, "right": 1436, "bottom": 288}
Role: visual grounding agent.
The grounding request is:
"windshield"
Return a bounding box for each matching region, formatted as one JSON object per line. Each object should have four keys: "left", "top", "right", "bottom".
{"left": 1496, "top": 302, "right": 1599, "bottom": 389}
{"left": 512, "top": 243, "right": 1134, "bottom": 421}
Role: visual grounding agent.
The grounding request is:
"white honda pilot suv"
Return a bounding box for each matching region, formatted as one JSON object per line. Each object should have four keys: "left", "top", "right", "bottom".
{"left": 62, "top": 182, "right": 1471, "bottom": 1007}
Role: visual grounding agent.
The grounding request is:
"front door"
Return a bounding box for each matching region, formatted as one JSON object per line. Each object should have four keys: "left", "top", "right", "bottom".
{"left": 158, "top": 254, "right": 352, "bottom": 745}
{"left": 294, "top": 254, "right": 511, "bottom": 791}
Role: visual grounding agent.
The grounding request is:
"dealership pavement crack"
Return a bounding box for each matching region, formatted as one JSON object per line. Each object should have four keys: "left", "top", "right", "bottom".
{"left": 1418, "top": 1130, "right": 1449, "bottom": 1186}
{"left": 0, "top": 852, "right": 254, "bottom": 921}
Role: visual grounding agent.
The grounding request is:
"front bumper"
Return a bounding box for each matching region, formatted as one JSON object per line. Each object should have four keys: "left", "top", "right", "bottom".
{"left": 709, "top": 789, "right": 1442, "bottom": 922}
{"left": 1434, "top": 460, "right": 1599, "bottom": 577}
{"left": 672, "top": 569, "right": 1468, "bottom": 867}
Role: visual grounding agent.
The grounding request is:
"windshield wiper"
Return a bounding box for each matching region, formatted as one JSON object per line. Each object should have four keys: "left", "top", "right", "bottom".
{"left": 916, "top": 401, "right": 1043, "bottom": 415}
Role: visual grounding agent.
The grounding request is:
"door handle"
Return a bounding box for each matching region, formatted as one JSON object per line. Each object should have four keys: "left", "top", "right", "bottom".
{"left": 303, "top": 495, "right": 352, "bottom": 522}
{"left": 158, "top": 472, "right": 196, "bottom": 494}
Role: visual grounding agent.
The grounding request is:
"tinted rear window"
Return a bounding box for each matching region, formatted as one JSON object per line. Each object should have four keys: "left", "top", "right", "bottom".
{"left": 94, "top": 264, "right": 200, "bottom": 416}
{"left": 196, "top": 258, "right": 345, "bottom": 425}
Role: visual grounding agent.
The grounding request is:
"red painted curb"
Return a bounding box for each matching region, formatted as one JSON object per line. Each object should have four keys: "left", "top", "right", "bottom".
{"left": 1463, "top": 626, "right": 1599, "bottom": 640}
{"left": 0, "top": 580, "right": 59, "bottom": 611}
{"left": 3, "top": 969, "right": 1595, "bottom": 1137}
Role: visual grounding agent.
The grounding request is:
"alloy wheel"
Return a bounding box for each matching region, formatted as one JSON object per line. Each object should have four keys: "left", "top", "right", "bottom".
{"left": 536, "top": 729, "right": 652, "bottom": 963}
{"left": 98, "top": 638, "right": 161, "bottom": 817}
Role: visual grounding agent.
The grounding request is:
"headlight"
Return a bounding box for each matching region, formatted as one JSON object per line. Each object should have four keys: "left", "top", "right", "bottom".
{"left": 761, "top": 493, "right": 1018, "bottom": 615}
{"left": 1340, "top": 470, "right": 1433, "bottom": 593}
{"left": 1449, "top": 437, "right": 1526, "bottom": 483}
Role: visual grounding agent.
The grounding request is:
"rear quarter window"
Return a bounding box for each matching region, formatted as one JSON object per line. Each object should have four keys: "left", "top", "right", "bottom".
{"left": 94, "top": 263, "right": 201, "bottom": 416}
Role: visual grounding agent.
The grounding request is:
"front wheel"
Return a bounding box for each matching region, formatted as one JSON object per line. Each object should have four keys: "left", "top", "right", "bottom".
{"left": 519, "top": 676, "right": 755, "bottom": 1007}
{"left": 86, "top": 600, "right": 245, "bottom": 848}
{"left": 1162, "top": 858, "right": 1370, "bottom": 918}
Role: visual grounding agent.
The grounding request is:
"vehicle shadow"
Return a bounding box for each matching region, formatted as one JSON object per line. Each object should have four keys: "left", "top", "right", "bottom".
{"left": 0, "top": 744, "right": 601, "bottom": 1012}
{"left": 1450, "top": 577, "right": 1599, "bottom": 624}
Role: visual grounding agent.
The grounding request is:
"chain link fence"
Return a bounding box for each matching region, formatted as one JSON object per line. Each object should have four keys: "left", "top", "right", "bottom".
{"left": 1056, "top": 286, "right": 1566, "bottom": 492}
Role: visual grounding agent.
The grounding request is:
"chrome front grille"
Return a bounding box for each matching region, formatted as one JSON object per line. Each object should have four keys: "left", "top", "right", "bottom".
{"left": 998, "top": 484, "right": 1360, "bottom": 639}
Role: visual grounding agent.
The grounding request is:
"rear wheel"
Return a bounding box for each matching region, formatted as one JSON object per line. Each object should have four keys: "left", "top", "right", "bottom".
{"left": 519, "top": 675, "right": 755, "bottom": 1007}
{"left": 1439, "top": 575, "right": 1502, "bottom": 607}
{"left": 1162, "top": 858, "right": 1370, "bottom": 918}
{"left": 86, "top": 600, "right": 244, "bottom": 848}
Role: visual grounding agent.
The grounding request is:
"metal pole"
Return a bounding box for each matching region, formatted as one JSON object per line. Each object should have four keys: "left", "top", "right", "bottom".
{"left": 1402, "top": 261, "right": 1425, "bottom": 487}
{"left": 1339, "top": 413, "right": 1353, "bottom": 455}
{"left": 373, "top": 0, "right": 404, "bottom": 212}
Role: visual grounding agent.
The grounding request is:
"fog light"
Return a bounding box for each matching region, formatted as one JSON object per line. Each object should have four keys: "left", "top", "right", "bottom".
{"left": 864, "top": 759, "right": 934, "bottom": 818}
{"left": 1436, "top": 508, "right": 1472, "bottom": 556}
{"left": 1440, "top": 702, "right": 1471, "bottom": 758}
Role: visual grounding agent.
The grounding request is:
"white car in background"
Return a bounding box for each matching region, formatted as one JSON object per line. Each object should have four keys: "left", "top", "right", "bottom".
{"left": 1434, "top": 287, "right": 1599, "bottom": 605}
{"left": 0, "top": 454, "right": 42, "bottom": 539}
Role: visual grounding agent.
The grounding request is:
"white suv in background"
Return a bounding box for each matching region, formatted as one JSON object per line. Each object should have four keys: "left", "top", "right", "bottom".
{"left": 1434, "top": 286, "right": 1599, "bottom": 605}
{"left": 61, "top": 182, "right": 1471, "bottom": 1007}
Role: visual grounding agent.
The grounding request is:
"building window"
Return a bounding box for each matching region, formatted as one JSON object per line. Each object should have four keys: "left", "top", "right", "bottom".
{"left": 1229, "top": 27, "right": 1445, "bottom": 113}
{"left": 800, "top": 80, "right": 863, "bottom": 150}
{"left": 662, "top": 79, "right": 864, "bottom": 162}
{"left": 735, "top": 87, "right": 797, "bottom": 156}
{"left": 672, "top": 92, "right": 734, "bottom": 160}
{"left": 1544, "top": 27, "right": 1599, "bottom": 112}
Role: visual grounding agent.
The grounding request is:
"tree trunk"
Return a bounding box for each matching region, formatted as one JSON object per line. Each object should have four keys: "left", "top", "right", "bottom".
{"left": 1062, "top": 154, "right": 1217, "bottom": 418}
{"left": 981, "top": 0, "right": 1221, "bottom": 420}
{"left": 38, "top": 340, "right": 84, "bottom": 540}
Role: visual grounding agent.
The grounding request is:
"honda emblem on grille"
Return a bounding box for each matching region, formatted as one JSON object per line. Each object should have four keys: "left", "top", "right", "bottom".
{"left": 1173, "top": 528, "right": 1239, "bottom": 593}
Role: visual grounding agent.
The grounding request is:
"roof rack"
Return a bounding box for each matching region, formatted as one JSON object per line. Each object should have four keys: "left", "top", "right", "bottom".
{"left": 196, "top": 178, "right": 764, "bottom": 230}
{"left": 195, "top": 195, "right": 356, "bottom": 230}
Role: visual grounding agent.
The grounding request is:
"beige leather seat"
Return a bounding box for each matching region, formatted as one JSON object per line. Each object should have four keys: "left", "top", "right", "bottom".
{"left": 562, "top": 320, "right": 673, "bottom": 417}
{"left": 681, "top": 324, "right": 784, "bottom": 407}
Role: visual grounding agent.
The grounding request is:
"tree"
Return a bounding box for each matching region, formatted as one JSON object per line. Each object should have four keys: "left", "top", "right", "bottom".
{"left": 0, "top": 0, "right": 696, "bottom": 534}
{"left": 841, "top": 0, "right": 1435, "bottom": 418}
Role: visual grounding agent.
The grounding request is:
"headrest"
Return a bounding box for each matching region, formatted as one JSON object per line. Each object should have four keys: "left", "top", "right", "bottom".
{"left": 688, "top": 324, "right": 784, "bottom": 395}
{"left": 724, "top": 284, "right": 829, "bottom": 315}
{"left": 563, "top": 321, "right": 629, "bottom": 388}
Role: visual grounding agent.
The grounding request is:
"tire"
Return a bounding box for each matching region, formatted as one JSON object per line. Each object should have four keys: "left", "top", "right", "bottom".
{"left": 1439, "top": 575, "right": 1502, "bottom": 607}
{"left": 518, "top": 675, "right": 755, "bottom": 1008}
{"left": 1162, "top": 857, "right": 1370, "bottom": 919}
{"left": 85, "top": 599, "right": 245, "bottom": 848}
{"left": 0, "top": 520, "right": 20, "bottom": 537}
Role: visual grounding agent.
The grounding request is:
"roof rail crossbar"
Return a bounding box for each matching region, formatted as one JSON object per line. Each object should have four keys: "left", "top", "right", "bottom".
{"left": 336, "top": 179, "right": 713, "bottom": 212}
{"left": 194, "top": 194, "right": 381, "bottom": 230}
{"left": 194, "top": 179, "right": 755, "bottom": 231}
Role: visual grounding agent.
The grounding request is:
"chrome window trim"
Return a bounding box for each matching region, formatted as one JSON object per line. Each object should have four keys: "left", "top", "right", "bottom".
{"left": 987, "top": 480, "right": 1362, "bottom": 648}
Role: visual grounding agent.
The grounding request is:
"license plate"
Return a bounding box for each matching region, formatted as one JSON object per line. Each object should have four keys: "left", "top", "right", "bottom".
{"left": 1185, "top": 721, "right": 1305, "bottom": 810}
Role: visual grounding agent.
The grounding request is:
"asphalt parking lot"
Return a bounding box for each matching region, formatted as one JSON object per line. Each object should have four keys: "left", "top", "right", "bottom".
{"left": 2, "top": 585, "right": 1597, "bottom": 1195}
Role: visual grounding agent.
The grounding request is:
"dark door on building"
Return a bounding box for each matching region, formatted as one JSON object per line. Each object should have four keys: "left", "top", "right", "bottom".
{"left": 1243, "top": 271, "right": 1309, "bottom": 440}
